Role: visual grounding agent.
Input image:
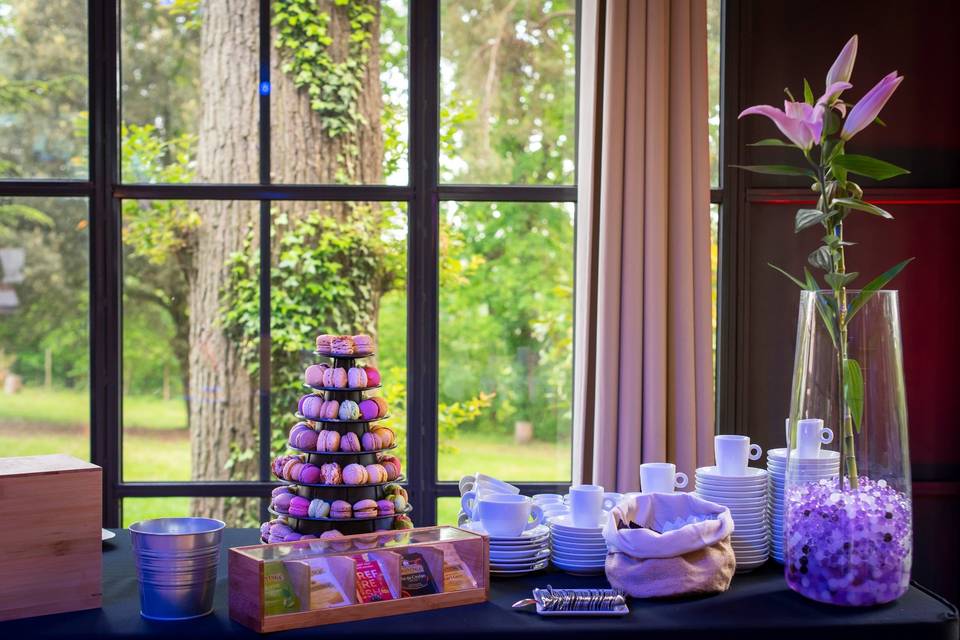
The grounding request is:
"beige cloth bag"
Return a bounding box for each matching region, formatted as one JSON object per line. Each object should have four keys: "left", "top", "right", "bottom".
{"left": 602, "top": 492, "right": 736, "bottom": 598}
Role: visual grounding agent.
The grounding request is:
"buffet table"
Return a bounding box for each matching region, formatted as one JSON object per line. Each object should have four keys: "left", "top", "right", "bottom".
{"left": 0, "top": 529, "right": 955, "bottom": 639}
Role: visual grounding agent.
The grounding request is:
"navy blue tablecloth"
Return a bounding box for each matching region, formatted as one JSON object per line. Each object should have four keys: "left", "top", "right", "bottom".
{"left": 0, "top": 529, "right": 956, "bottom": 639}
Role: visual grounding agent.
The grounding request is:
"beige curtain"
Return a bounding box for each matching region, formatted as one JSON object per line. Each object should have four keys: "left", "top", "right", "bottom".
{"left": 573, "top": 0, "right": 714, "bottom": 492}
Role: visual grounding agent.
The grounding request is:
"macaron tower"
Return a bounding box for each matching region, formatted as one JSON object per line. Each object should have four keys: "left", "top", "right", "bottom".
{"left": 260, "top": 333, "right": 413, "bottom": 541}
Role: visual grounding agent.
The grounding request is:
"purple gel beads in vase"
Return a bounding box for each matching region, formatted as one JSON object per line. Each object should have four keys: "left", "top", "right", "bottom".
{"left": 785, "top": 291, "right": 913, "bottom": 606}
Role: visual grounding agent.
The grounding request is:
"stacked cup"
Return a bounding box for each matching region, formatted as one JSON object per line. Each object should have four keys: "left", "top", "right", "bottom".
{"left": 767, "top": 418, "right": 840, "bottom": 563}
{"left": 694, "top": 435, "right": 769, "bottom": 571}
{"left": 457, "top": 474, "right": 550, "bottom": 576}
{"left": 548, "top": 484, "right": 615, "bottom": 574}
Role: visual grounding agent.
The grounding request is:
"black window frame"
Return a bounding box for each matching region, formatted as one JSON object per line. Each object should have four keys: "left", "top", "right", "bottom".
{"left": 0, "top": 0, "right": 579, "bottom": 527}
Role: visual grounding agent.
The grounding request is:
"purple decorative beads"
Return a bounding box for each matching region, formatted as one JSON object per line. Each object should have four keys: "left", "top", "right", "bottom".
{"left": 783, "top": 476, "right": 912, "bottom": 606}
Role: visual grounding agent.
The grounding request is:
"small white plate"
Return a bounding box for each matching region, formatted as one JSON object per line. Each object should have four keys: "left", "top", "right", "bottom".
{"left": 102, "top": 529, "right": 116, "bottom": 542}
{"left": 695, "top": 486, "right": 768, "bottom": 497}
{"left": 461, "top": 521, "right": 550, "bottom": 541}
{"left": 549, "top": 530, "right": 605, "bottom": 542}
{"left": 548, "top": 514, "right": 605, "bottom": 532}
{"left": 767, "top": 448, "right": 840, "bottom": 461}
{"left": 551, "top": 559, "right": 606, "bottom": 571}
{"left": 491, "top": 556, "right": 552, "bottom": 568}
{"left": 696, "top": 466, "right": 768, "bottom": 481}
{"left": 491, "top": 548, "right": 551, "bottom": 560}
{"left": 491, "top": 560, "right": 550, "bottom": 575}
{"left": 550, "top": 540, "right": 608, "bottom": 551}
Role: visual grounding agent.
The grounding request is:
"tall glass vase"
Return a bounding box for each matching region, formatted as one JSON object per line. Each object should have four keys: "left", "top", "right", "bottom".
{"left": 784, "top": 290, "right": 912, "bottom": 606}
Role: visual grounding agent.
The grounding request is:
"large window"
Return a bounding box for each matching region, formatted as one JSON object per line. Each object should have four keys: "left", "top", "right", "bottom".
{"left": 0, "top": 0, "right": 577, "bottom": 527}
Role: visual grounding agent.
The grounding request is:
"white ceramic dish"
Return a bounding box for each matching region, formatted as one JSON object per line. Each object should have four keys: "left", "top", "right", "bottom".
{"left": 461, "top": 521, "right": 550, "bottom": 541}
{"left": 549, "top": 529, "right": 605, "bottom": 542}
{"left": 766, "top": 447, "right": 840, "bottom": 460}
{"left": 695, "top": 486, "right": 768, "bottom": 497}
{"left": 695, "top": 466, "right": 768, "bottom": 481}
{"left": 551, "top": 557, "right": 607, "bottom": 568}
{"left": 490, "top": 561, "right": 550, "bottom": 575}
{"left": 491, "top": 548, "right": 551, "bottom": 560}
{"left": 548, "top": 514, "right": 605, "bottom": 532}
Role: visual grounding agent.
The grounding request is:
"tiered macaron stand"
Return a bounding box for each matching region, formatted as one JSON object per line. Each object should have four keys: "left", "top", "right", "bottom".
{"left": 263, "top": 344, "right": 413, "bottom": 538}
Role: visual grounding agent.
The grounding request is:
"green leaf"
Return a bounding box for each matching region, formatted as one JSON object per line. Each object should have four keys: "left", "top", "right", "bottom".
{"left": 846, "top": 258, "right": 915, "bottom": 324}
{"left": 747, "top": 138, "right": 797, "bottom": 148}
{"left": 824, "top": 271, "right": 858, "bottom": 289}
{"left": 768, "top": 263, "right": 807, "bottom": 289}
{"left": 831, "top": 154, "right": 910, "bottom": 180}
{"left": 844, "top": 358, "right": 865, "bottom": 433}
{"left": 803, "top": 78, "right": 815, "bottom": 105}
{"left": 814, "top": 291, "right": 839, "bottom": 349}
{"left": 808, "top": 246, "right": 833, "bottom": 271}
{"left": 795, "top": 208, "right": 829, "bottom": 233}
{"left": 833, "top": 197, "right": 894, "bottom": 219}
{"left": 732, "top": 164, "right": 815, "bottom": 177}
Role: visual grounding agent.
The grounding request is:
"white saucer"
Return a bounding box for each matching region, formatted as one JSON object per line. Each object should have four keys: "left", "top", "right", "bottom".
{"left": 767, "top": 448, "right": 840, "bottom": 461}
{"left": 491, "top": 560, "right": 549, "bottom": 575}
{"left": 491, "top": 548, "right": 551, "bottom": 560}
{"left": 548, "top": 514, "right": 605, "bottom": 531}
{"left": 461, "top": 521, "right": 550, "bottom": 541}
{"left": 551, "top": 556, "right": 607, "bottom": 567}
{"left": 551, "top": 539, "right": 607, "bottom": 550}
{"left": 550, "top": 529, "right": 605, "bottom": 542}
{"left": 695, "top": 484, "right": 768, "bottom": 496}
{"left": 102, "top": 529, "right": 116, "bottom": 541}
{"left": 696, "top": 466, "right": 768, "bottom": 481}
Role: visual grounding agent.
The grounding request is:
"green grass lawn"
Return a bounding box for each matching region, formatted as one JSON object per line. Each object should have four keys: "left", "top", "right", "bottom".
{"left": 2, "top": 388, "right": 570, "bottom": 528}
{"left": 0, "top": 386, "right": 187, "bottom": 430}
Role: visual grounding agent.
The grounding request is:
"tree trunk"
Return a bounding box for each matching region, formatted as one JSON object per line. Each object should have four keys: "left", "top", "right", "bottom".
{"left": 190, "top": 0, "right": 384, "bottom": 524}
{"left": 190, "top": 0, "right": 260, "bottom": 523}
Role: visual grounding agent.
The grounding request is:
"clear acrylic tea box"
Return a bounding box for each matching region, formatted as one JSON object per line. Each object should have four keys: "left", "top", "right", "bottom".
{"left": 229, "top": 525, "right": 489, "bottom": 633}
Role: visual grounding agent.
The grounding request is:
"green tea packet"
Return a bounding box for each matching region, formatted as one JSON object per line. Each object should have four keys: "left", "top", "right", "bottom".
{"left": 263, "top": 560, "right": 301, "bottom": 614}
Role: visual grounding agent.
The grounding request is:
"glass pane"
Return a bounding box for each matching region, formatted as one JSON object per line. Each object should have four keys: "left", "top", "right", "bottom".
{"left": 440, "top": 1, "right": 576, "bottom": 185}
{"left": 0, "top": 197, "right": 88, "bottom": 459}
{"left": 270, "top": 1, "right": 408, "bottom": 185}
{"left": 438, "top": 201, "right": 574, "bottom": 482}
{"left": 120, "top": 0, "right": 258, "bottom": 183}
{"left": 437, "top": 497, "right": 460, "bottom": 526}
{"left": 270, "top": 202, "right": 407, "bottom": 482}
{"left": 0, "top": 1, "right": 87, "bottom": 179}
{"left": 122, "top": 497, "right": 259, "bottom": 528}
{"left": 710, "top": 203, "right": 719, "bottom": 384}
{"left": 707, "top": 0, "right": 721, "bottom": 188}
{"left": 122, "top": 200, "right": 260, "bottom": 510}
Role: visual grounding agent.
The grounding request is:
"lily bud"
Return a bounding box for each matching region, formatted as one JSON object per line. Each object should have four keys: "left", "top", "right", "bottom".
{"left": 842, "top": 72, "right": 904, "bottom": 140}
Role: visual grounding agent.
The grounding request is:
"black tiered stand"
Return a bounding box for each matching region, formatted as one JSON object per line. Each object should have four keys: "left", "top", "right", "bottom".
{"left": 266, "top": 349, "right": 412, "bottom": 538}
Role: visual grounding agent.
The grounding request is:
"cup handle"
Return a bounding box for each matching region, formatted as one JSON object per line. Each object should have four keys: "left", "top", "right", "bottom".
{"left": 457, "top": 511, "right": 470, "bottom": 526}
{"left": 460, "top": 491, "right": 476, "bottom": 514}
{"left": 674, "top": 472, "right": 689, "bottom": 489}
{"left": 820, "top": 427, "right": 834, "bottom": 444}
{"left": 749, "top": 444, "right": 763, "bottom": 460}
{"left": 525, "top": 504, "right": 544, "bottom": 530}
{"left": 602, "top": 497, "right": 617, "bottom": 511}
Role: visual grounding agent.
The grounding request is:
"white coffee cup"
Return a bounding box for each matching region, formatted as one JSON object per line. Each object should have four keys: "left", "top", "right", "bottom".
{"left": 460, "top": 485, "right": 515, "bottom": 517}
{"left": 639, "top": 462, "right": 689, "bottom": 493}
{"left": 714, "top": 434, "right": 762, "bottom": 476}
{"left": 532, "top": 493, "right": 564, "bottom": 505}
{"left": 795, "top": 418, "right": 834, "bottom": 458}
{"left": 476, "top": 494, "right": 543, "bottom": 537}
{"left": 602, "top": 492, "right": 623, "bottom": 510}
{"left": 542, "top": 504, "right": 570, "bottom": 520}
{"left": 569, "top": 484, "right": 607, "bottom": 528}
{"left": 459, "top": 473, "right": 520, "bottom": 496}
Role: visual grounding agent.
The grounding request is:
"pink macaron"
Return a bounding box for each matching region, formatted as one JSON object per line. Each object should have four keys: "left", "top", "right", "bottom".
{"left": 361, "top": 431, "right": 382, "bottom": 451}
{"left": 273, "top": 492, "right": 294, "bottom": 514}
{"left": 300, "top": 395, "right": 324, "bottom": 420}
{"left": 288, "top": 496, "right": 310, "bottom": 518}
{"left": 298, "top": 464, "right": 323, "bottom": 485}
{"left": 304, "top": 364, "right": 327, "bottom": 388}
{"left": 294, "top": 428, "right": 319, "bottom": 451}
{"left": 363, "top": 366, "right": 381, "bottom": 386}
{"left": 340, "top": 431, "right": 361, "bottom": 452}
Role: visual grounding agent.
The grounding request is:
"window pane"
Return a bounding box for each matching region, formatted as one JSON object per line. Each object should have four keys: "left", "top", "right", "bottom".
{"left": 0, "top": 1, "right": 87, "bottom": 179}
{"left": 437, "top": 497, "right": 460, "bottom": 526}
{"left": 270, "top": 1, "right": 408, "bottom": 185}
{"left": 122, "top": 200, "right": 260, "bottom": 514}
{"left": 711, "top": 203, "right": 719, "bottom": 380}
{"left": 707, "top": 0, "right": 721, "bottom": 188}
{"left": 270, "top": 201, "right": 407, "bottom": 483}
{"left": 0, "top": 197, "right": 88, "bottom": 460}
{"left": 122, "top": 497, "right": 261, "bottom": 528}
{"left": 120, "top": 0, "right": 258, "bottom": 183}
{"left": 440, "top": 1, "right": 576, "bottom": 185}
{"left": 438, "top": 201, "right": 574, "bottom": 482}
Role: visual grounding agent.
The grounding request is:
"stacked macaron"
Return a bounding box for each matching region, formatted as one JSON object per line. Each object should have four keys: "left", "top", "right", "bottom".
{"left": 261, "top": 518, "right": 318, "bottom": 543}
{"left": 358, "top": 397, "right": 389, "bottom": 420}
{"left": 287, "top": 425, "right": 396, "bottom": 453}
{"left": 271, "top": 455, "right": 401, "bottom": 485}
{"left": 315, "top": 334, "right": 375, "bottom": 356}
{"left": 271, "top": 454, "right": 322, "bottom": 484}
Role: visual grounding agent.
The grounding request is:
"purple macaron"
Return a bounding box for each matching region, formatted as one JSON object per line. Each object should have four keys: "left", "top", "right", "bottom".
{"left": 359, "top": 399, "right": 379, "bottom": 421}
{"left": 300, "top": 395, "right": 324, "bottom": 421}
{"left": 273, "top": 492, "right": 294, "bottom": 514}
{"left": 289, "top": 496, "right": 310, "bottom": 518}
{"left": 298, "top": 464, "right": 322, "bottom": 485}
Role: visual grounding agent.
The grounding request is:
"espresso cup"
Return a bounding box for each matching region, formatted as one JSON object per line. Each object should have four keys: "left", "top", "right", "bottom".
{"left": 476, "top": 494, "right": 543, "bottom": 537}
{"left": 459, "top": 473, "right": 520, "bottom": 496}
{"left": 795, "top": 418, "right": 834, "bottom": 458}
{"left": 569, "top": 484, "right": 605, "bottom": 528}
{"left": 639, "top": 462, "right": 689, "bottom": 493}
{"left": 460, "top": 485, "right": 514, "bottom": 517}
{"left": 714, "top": 434, "right": 762, "bottom": 476}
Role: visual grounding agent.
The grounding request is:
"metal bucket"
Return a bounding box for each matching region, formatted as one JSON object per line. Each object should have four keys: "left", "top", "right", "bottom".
{"left": 129, "top": 517, "right": 225, "bottom": 620}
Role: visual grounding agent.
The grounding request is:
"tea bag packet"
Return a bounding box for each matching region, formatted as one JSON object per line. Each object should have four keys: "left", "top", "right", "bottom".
{"left": 263, "top": 561, "right": 301, "bottom": 614}
{"left": 400, "top": 551, "right": 439, "bottom": 597}
{"left": 352, "top": 553, "right": 397, "bottom": 603}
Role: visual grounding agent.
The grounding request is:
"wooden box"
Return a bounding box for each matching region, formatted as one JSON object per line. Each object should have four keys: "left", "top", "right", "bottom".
{"left": 229, "top": 525, "right": 489, "bottom": 633}
{"left": 0, "top": 454, "right": 102, "bottom": 621}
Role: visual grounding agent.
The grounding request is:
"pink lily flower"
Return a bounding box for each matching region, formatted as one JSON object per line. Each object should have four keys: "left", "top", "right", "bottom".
{"left": 739, "top": 100, "right": 826, "bottom": 149}
{"left": 826, "top": 35, "right": 858, "bottom": 87}
{"left": 841, "top": 71, "right": 904, "bottom": 140}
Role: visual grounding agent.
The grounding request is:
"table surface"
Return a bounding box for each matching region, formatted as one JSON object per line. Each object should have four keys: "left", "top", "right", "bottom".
{"left": 1, "top": 529, "right": 956, "bottom": 639}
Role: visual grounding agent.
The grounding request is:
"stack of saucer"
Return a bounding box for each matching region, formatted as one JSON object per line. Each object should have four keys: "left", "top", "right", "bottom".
{"left": 694, "top": 466, "right": 769, "bottom": 571}
{"left": 462, "top": 522, "right": 550, "bottom": 576}
{"left": 548, "top": 514, "right": 607, "bottom": 575}
{"left": 766, "top": 447, "right": 840, "bottom": 563}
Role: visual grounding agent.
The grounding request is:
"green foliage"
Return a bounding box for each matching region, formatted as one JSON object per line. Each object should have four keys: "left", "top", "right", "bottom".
{"left": 272, "top": 0, "right": 376, "bottom": 144}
